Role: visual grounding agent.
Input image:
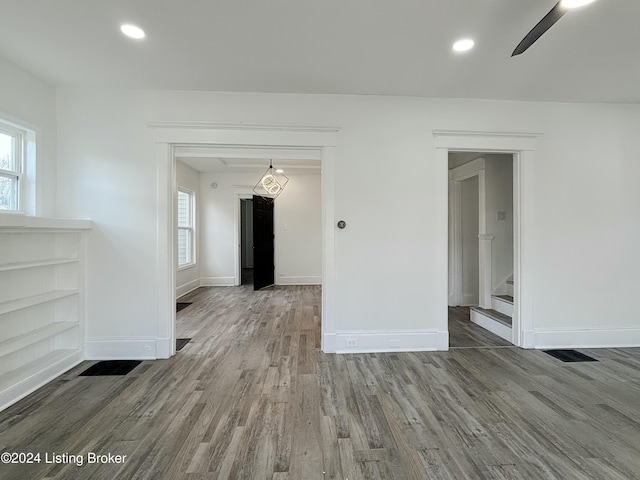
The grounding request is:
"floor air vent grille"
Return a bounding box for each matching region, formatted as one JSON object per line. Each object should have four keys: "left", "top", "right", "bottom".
{"left": 543, "top": 349, "right": 598, "bottom": 363}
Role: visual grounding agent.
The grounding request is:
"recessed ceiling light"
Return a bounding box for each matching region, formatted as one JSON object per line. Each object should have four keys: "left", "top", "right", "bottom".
{"left": 453, "top": 39, "right": 475, "bottom": 52}
{"left": 120, "top": 24, "right": 145, "bottom": 39}
{"left": 276, "top": 169, "right": 284, "bottom": 174}
{"left": 560, "top": 0, "right": 596, "bottom": 8}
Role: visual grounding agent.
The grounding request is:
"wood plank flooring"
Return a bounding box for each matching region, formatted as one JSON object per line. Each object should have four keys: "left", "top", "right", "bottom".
{"left": 449, "top": 306, "right": 512, "bottom": 348}
{"left": 2, "top": 285, "right": 640, "bottom": 479}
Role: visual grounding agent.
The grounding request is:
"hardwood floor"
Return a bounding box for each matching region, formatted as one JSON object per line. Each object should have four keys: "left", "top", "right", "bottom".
{"left": 2, "top": 285, "right": 640, "bottom": 479}
{"left": 448, "top": 306, "right": 512, "bottom": 348}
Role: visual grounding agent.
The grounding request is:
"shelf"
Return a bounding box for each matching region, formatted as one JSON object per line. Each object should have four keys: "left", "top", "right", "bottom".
{"left": 0, "top": 322, "right": 78, "bottom": 358}
{"left": 0, "top": 215, "right": 93, "bottom": 230}
{"left": 0, "top": 349, "right": 79, "bottom": 392}
{"left": 0, "top": 258, "right": 79, "bottom": 272}
{"left": 0, "top": 290, "right": 79, "bottom": 316}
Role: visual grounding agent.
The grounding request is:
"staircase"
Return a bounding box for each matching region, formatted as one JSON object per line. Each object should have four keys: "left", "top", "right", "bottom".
{"left": 470, "top": 293, "right": 513, "bottom": 342}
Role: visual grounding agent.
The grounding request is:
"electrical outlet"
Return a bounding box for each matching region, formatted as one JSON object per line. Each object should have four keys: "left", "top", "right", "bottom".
{"left": 345, "top": 338, "right": 358, "bottom": 348}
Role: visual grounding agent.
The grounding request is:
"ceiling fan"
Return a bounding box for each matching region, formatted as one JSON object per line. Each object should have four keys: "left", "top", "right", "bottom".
{"left": 512, "top": 0, "right": 597, "bottom": 56}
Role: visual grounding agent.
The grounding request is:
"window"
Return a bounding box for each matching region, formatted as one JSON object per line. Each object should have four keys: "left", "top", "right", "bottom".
{"left": 177, "top": 188, "right": 195, "bottom": 267}
{"left": 0, "top": 123, "right": 24, "bottom": 212}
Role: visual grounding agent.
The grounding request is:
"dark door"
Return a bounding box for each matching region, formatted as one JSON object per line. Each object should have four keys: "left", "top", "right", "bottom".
{"left": 253, "top": 195, "right": 275, "bottom": 290}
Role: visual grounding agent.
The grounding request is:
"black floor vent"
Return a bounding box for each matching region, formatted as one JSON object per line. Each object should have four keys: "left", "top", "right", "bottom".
{"left": 176, "top": 302, "right": 192, "bottom": 313}
{"left": 176, "top": 338, "right": 191, "bottom": 351}
{"left": 79, "top": 360, "right": 142, "bottom": 376}
{"left": 543, "top": 349, "right": 598, "bottom": 363}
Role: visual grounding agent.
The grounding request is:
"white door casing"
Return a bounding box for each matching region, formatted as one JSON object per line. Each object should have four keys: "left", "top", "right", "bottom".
{"left": 150, "top": 122, "right": 339, "bottom": 357}
{"left": 435, "top": 130, "right": 540, "bottom": 348}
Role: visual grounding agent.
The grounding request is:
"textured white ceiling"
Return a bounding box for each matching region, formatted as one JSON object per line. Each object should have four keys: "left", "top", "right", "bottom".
{"left": 0, "top": 0, "right": 638, "bottom": 102}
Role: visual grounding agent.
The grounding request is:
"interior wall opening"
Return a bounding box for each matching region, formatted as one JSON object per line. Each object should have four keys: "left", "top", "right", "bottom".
{"left": 448, "top": 151, "right": 515, "bottom": 348}
{"left": 240, "top": 198, "right": 254, "bottom": 286}
{"left": 171, "top": 144, "right": 324, "bottom": 355}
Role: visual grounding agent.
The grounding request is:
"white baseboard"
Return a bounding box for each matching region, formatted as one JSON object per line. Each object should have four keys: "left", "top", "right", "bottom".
{"left": 533, "top": 328, "right": 640, "bottom": 349}
{"left": 462, "top": 293, "right": 478, "bottom": 305}
{"left": 85, "top": 337, "right": 159, "bottom": 360}
{"left": 176, "top": 278, "right": 200, "bottom": 298}
{"left": 522, "top": 329, "right": 536, "bottom": 349}
{"left": 470, "top": 310, "right": 512, "bottom": 342}
{"left": 200, "top": 277, "right": 235, "bottom": 287}
{"left": 0, "top": 350, "right": 83, "bottom": 412}
{"left": 155, "top": 337, "right": 172, "bottom": 359}
{"left": 277, "top": 275, "right": 322, "bottom": 285}
{"left": 322, "top": 333, "right": 337, "bottom": 353}
{"left": 334, "top": 330, "right": 448, "bottom": 354}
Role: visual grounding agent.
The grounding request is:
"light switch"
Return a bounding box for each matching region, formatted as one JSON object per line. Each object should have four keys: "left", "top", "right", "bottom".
{"left": 497, "top": 211, "right": 507, "bottom": 221}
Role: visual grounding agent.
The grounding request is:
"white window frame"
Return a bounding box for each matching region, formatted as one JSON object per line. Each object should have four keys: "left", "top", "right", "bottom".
{"left": 0, "top": 122, "right": 25, "bottom": 214}
{"left": 177, "top": 187, "right": 196, "bottom": 269}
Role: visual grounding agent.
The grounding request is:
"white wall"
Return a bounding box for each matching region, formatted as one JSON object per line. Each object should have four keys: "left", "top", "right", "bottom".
{"left": 275, "top": 174, "right": 322, "bottom": 285}
{"left": 0, "top": 56, "right": 57, "bottom": 216}
{"left": 176, "top": 160, "right": 200, "bottom": 297}
{"left": 460, "top": 176, "right": 479, "bottom": 305}
{"left": 53, "top": 88, "right": 640, "bottom": 355}
{"left": 199, "top": 171, "right": 322, "bottom": 287}
{"left": 199, "top": 172, "right": 246, "bottom": 286}
{"left": 484, "top": 154, "right": 514, "bottom": 294}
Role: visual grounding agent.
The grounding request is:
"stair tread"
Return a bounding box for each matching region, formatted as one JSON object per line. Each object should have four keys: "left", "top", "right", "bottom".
{"left": 470, "top": 307, "right": 512, "bottom": 327}
{"left": 492, "top": 294, "right": 514, "bottom": 304}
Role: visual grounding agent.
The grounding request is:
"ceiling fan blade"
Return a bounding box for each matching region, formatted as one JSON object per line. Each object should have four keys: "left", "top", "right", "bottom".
{"left": 512, "top": 2, "right": 567, "bottom": 56}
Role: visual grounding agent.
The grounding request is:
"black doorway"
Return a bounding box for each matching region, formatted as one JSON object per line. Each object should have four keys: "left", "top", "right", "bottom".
{"left": 252, "top": 195, "right": 275, "bottom": 290}
{"left": 240, "top": 199, "right": 254, "bottom": 285}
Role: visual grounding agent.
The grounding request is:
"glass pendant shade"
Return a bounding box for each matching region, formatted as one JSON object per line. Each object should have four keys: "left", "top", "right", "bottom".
{"left": 253, "top": 161, "right": 289, "bottom": 199}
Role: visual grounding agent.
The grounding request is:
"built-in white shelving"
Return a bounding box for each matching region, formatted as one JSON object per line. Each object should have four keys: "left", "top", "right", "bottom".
{"left": 0, "top": 322, "right": 79, "bottom": 358}
{"left": 0, "top": 216, "right": 92, "bottom": 411}
{"left": 0, "top": 290, "right": 79, "bottom": 316}
{"left": 0, "top": 258, "right": 79, "bottom": 272}
{"left": 0, "top": 350, "right": 81, "bottom": 395}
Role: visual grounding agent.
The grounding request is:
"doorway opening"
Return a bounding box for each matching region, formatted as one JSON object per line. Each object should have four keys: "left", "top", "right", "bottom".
{"left": 435, "top": 129, "right": 539, "bottom": 351}
{"left": 251, "top": 195, "right": 275, "bottom": 291}
{"left": 152, "top": 126, "right": 337, "bottom": 357}
{"left": 448, "top": 152, "right": 516, "bottom": 348}
{"left": 239, "top": 198, "right": 254, "bottom": 286}
{"left": 173, "top": 149, "right": 321, "bottom": 348}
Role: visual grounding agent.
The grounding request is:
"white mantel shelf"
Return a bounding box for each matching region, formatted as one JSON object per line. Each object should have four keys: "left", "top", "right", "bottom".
{"left": 0, "top": 215, "right": 93, "bottom": 230}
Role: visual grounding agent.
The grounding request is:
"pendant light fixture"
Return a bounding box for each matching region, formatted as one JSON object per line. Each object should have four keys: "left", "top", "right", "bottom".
{"left": 253, "top": 160, "right": 289, "bottom": 199}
